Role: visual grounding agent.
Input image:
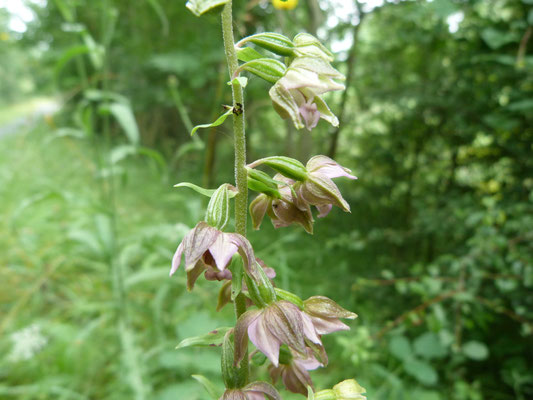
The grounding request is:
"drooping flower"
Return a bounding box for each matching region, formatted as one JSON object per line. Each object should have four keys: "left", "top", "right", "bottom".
{"left": 234, "top": 300, "right": 324, "bottom": 367}
{"left": 250, "top": 174, "right": 313, "bottom": 233}
{"left": 269, "top": 34, "right": 345, "bottom": 131}
{"left": 303, "top": 296, "right": 358, "bottom": 335}
{"left": 269, "top": 347, "right": 322, "bottom": 395}
{"left": 294, "top": 155, "right": 357, "bottom": 217}
{"left": 220, "top": 382, "right": 281, "bottom": 400}
{"left": 170, "top": 221, "right": 257, "bottom": 289}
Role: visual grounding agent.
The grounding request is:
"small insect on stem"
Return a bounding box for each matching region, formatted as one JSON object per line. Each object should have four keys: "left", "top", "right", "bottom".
{"left": 233, "top": 103, "right": 243, "bottom": 115}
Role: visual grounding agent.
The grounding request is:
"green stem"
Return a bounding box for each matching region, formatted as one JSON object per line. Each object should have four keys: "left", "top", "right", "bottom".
{"left": 221, "top": 0, "right": 249, "bottom": 386}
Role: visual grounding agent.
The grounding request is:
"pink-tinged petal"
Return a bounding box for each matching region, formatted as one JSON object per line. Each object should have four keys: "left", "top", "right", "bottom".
{"left": 316, "top": 204, "right": 332, "bottom": 218}
{"left": 263, "top": 267, "right": 276, "bottom": 280}
{"left": 229, "top": 233, "right": 258, "bottom": 280}
{"left": 301, "top": 313, "right": 322, "bottom": 345}
{"left": 299, "top": 175, "right": 351, "bottom": 212}
{"left": 309, "top": 315, "right": 350, "bottom": 335}
{"left": 183, "top": 222, "right": 220, "bottom": 270}
{"left": 209, "top": 233, "right": 239, "bottom": 271}
{"left": 298, "top": 101, "right": 320, "bottom": 131}
{"left": 245, "top": 393, "right": 265, "bottom": 400}
{"left": 244, "top": 382, "right": 281, "bottom": 400}
{"left": 234, "top": 310, "right": 261, "bottom": 366}
{"left": 169, "top": 242, "right": 184, "bottom": 276}
{"left": 267, "top": 302, "right": 307, "bottom": 357}
{"left": 248, "top": 315, "right": 282, "bottom": 367}
{"left": 295, "top": 353, "right": 322, "bottom": 370}
{"left": 307, "top": 155, "right": 357, "bottom": 180}
{"left": 250, "top": 195, "right": 270, "bottom": 230}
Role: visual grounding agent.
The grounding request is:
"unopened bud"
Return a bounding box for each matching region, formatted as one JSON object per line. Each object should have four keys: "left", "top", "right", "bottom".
{"left": 205, "top": 184, "right": 232, "bottom": 229}
{"left": 236, "top": 32, "right": 295, "bottom": 57}
{"left": 248, "top": 156, "right": 308, "bottom": 181}
{"left": 234, "top": 58, "right": 287, "bottom": 84}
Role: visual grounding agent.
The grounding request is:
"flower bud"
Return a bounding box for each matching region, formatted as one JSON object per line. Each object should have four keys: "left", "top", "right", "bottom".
{"left": 247, "top": 168, "right": 282, "bottom": 198}
{"left": 332, "top": 379, "right": 367, "bottom": 399}
{"left": 205, "top": 184, "right": 232, "bottom": 230}
{"left": 236, "top": 32, "right": 295, "bottom": 57}
{"left": 234, "top": 58, "right": 287, "bottom": 84}
{"left": 248, "top": 156, "right": 308, "bottom": 181}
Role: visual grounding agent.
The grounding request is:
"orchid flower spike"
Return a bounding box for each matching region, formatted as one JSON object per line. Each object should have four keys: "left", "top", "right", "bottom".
{"left": 170, "top": 221, "right": 257, "bottom": 290}
{"left": 234, "top": 300, "right": 324, "bottom": 368}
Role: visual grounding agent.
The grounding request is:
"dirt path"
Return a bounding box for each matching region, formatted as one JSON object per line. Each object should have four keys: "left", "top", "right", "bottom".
{"left": 0, "top": 98, "right": 60, "bottom": 138}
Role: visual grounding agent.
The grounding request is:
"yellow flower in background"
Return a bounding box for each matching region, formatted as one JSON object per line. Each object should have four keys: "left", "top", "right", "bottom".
{"left": 272, "top": 0, "right": 298, "bottom": 10}
{"left": 0, "top": 32, "right": 9, "bottom": 41}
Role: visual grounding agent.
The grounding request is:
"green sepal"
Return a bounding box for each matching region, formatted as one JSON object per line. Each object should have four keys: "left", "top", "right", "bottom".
{"left": 247, "top": 168, "right": 282, "bottom": 198}
{"left": 191, "top": 108, "right": 232, "bottom": 136}
{"left": 205, "top": 184, "right": 231, "bottom": 230}
{"left": 244, "top": 263, "right": 277, "bottom": 307}
{"left": 186, "top": 0, "right": 229, "bottom": 16}
{"left": 237, "top": 46, "right": 264, "bottom": 62}
{"left": 191, "top": 375, "right": 221, "bottom": 400}
{"left": 244, "top": 272, "right": 268, "bottom": 308}
{"left": 236, "top": 32, "right": 295, "bottom": 57}
{"left": 234, "top": 58, "right": 286, "bottom": 84}
{"left": 275, "top": 288, "right": 304, "bottom": 309}
{"left": 248, "top": 156, "right": 308, "bottom": 181}
{"left": 176, "top": 327, "right": 232, "bottom": 349}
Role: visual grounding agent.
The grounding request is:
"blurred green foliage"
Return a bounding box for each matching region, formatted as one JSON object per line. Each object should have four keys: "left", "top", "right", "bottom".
{"left": 1, "top": 0, "right": 532, "bottom": 399}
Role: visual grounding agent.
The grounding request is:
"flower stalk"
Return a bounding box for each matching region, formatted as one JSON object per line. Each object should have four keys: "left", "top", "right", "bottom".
{"left": 221, "top": 0, "right": 249, "bottom": 385}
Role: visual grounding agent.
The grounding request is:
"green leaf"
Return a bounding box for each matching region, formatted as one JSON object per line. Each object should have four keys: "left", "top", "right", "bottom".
{"left": 54, "top": 45, "right": 90, "bottom": 78}
{"left": 236, "top": 32, "right": 294, "bottom": 57}
{"left": 235, "top": 58, "right": 286, "bottom": 84}
{"left": 413, "top": 332, "right": 447, "bottom": 359}
{"left": 403, "top": 358, "right": 438, "bottom": 385}
{"left": 389, "top": 335, "right": 412, "bottom": 361}
{"left": 186, "top": 0, "right": 229, "bottom": 16}
{"left": 173, "top": 182, "right": 216, "bottom": 197}
{"left": 100, "top": 103, "right": 140, "bottom": 145}
{"left": 462, "top": 341, "right": 489, "bottom": 360}
{"left": 145, "top": 0, "right": 169, "bottom": 35}
{"left": 191, "top": 108, "right": 232, "bottom": 136}
{"left": 481, "top": 28, "right": 519, "bottom": 49}
{"left": 191, "top": 375, "right": 221, "bottom": 400}
{"left": 230, "top": 261, "right": 243, "bottom": 301}
{"left": 237, "top": 47, "right": 264, "bottom": 62}
{"left": 176, "top": 327, "right": 232, "bottom": 349}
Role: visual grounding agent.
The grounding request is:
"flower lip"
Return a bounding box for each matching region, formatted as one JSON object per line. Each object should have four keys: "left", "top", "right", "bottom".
{"left": 170, "top": 222, "right": 258, "bottom": 282}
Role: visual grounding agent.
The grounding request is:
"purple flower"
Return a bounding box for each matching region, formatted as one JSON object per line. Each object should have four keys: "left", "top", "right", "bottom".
{"left": 234, "top": 300, "right": 323, "bottom": 368}
{"left": 303, "top": 296, "right": 358, "bottom": 335}
{"left": 250, "top": 174, "right": 314, "bottom": 234}
{"left": 269, "top": 348, "right": 322, "bottom": 395}
{"left": 295, "top": 155, "right": 357, "bottom": 217}
{"left": 170, "top": 221, "right": 257, "bottom": 289}
{"left": 220, "top": 382, "right": 281, "bottom": 400}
